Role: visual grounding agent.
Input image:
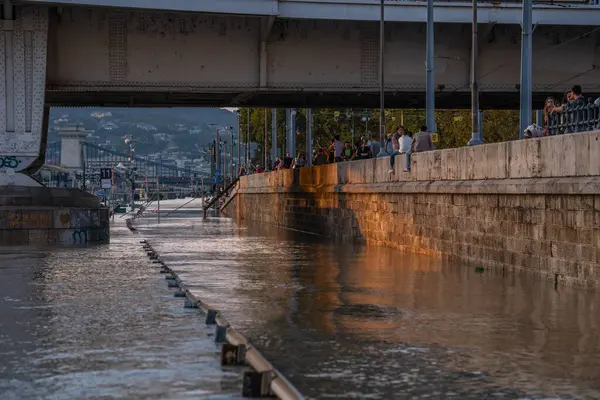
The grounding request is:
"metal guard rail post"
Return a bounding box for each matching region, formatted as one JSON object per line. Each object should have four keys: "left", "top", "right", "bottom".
{"left": 548, "top": 100, "right": 600, "bottom": 136}
{"left": 137, "top": 240, "right": 305, "bottom": 399}
{"left": 203, "top": 177, "right": 239, "bottom": 217}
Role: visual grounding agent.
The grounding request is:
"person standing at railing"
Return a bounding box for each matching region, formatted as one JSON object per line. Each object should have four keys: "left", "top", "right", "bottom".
{"left": 387, "top": 126, "right": 405, "bottom": 174}
{"left": 282, "top": 152, "right": 294, "bottom": 169}
{"left": 550, "top": 85, "right": 589, "bottom": 134}
{"left": 542, "top": 97, "right": 556, "bottom": 134}
{"left": 353, "top": 139, "right": 372, "bottom": 161}
{"left": 406, "top": 125, "right": 435, "bottom": 173}
{"left": 552, "top": 85, "right": 585, "bottom": 114}
{"left": 291, "top": 152, "right": 306, "bottom": 169}
{"left": 329, "top": 135, "right": 344, "bottom": 163}
{"left": 313, "top": 148, "right": 328, "bottom": 165}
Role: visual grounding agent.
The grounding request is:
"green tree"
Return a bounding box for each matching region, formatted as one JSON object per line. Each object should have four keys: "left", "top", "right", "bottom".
{"left": 238, "top": 107, "right": 520, "bottom": 156}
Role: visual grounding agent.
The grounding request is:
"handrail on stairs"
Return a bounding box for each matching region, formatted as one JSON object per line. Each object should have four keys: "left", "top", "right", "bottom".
{"left": 203, "top": 178, "right": 239, "bottom": 218}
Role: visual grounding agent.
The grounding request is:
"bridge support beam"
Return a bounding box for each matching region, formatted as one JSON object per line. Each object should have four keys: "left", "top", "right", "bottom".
{"left": 0, "top": 5, "right": 48, "bottom": 186}
{"left": 259, "top": 16, "right": 275, "bottom": 88}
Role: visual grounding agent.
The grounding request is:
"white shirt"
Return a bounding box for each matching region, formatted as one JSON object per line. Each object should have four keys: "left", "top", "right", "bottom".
{"left": 399, "top": 135, "right": 413, "bottom": 153}
{"left": 333, "top": 140, "right": 344, "bottom": 158}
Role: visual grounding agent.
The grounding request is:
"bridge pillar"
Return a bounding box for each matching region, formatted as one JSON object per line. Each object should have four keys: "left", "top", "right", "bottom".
{"left": 0, "top": 5, "right": 48, "bottom": 187}
{"left": 58, "top": 125, "right": 88, "bottom": 170}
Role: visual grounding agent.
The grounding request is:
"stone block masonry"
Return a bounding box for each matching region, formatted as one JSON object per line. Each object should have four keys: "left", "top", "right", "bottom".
{"left": 223, "top": 131, "right": 600, "bottom": 289}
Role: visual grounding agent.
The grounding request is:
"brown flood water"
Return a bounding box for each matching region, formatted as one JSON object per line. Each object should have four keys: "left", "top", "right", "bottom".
{"left": 136, "top": 214, "right": 600, "bottom": 400}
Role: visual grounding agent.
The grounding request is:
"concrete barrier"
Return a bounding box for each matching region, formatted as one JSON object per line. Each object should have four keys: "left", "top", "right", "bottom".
{"left": 138, "top": 238, "right": 305, "bottom": 399}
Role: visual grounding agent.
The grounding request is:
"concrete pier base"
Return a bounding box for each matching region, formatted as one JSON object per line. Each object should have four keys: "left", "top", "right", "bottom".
{"left": 0, "top": 186, "right": 110, "bottom": 245}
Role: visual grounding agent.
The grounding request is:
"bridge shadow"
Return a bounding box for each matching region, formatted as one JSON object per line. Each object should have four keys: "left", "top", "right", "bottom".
{"left": 279, "top": 168, "right": 366, "bottom": 245}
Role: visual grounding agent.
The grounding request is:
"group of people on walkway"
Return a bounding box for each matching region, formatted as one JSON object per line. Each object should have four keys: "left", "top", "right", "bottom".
{"left": 267, "top": 124, "right": 436, "bottom": 174}
{"left": 525, "top": 84, "right": 600, "bottom": 138}
{"left": 310, "top": 125, "right": 435, "bottom": 173}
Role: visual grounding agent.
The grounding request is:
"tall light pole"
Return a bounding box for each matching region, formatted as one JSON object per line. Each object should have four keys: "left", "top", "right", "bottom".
{"left": 271, "top": 108, "right": 277, "bottom": 163}
{"left": 264, "top": 108, "right": 268, "bottom": 169}
{"left": 246, "top": 109, "right": 251, "bottom": 165}
{"left": 425, "top": 0, "right": 436, "bottom": 132}
{"left": 229, "top": 128, "right": 234, "bottom": 180}
{"left": 377, "top": 0, "right": 387, "bottom": 157}
{"left": 467, "top": 0, "right": 482, "bottom": 146}
{"left": 306, "top": 109, "right": 313, "bottom": 166}
{"left": 519, "top": 0, "right": 533, "bottom": 138}
{"left": 236, "top": 110, "right": 240, "bottom": 177}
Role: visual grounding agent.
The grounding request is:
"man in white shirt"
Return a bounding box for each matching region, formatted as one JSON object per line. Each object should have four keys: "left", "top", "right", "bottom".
{"left": 388, "top": 126, "right": 412, "bottom": 174}
{"left": 330, "top": 135, "right": 345, "bottom": 162}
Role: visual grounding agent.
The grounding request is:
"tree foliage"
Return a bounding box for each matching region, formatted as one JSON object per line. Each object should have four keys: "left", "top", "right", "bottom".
{"left": 239, "top": 107, "right": 521, "bottom": 161}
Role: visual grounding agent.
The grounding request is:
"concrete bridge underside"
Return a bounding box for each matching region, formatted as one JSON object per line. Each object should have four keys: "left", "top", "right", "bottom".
{"left": 42, "top": 7, "right": 600, "bottom": 109}
{"left": 1, "top": 4, "right": 599, "bottom": 185}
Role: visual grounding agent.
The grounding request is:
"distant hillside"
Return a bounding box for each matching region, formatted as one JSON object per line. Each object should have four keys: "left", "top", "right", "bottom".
{"left": 48, "top": 107, "right": 238, "bottom": 155}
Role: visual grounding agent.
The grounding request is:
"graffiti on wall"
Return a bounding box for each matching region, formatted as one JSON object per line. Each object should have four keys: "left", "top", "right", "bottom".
{"left": 0, "top": 156, "right": 22, "bottom": 169}
{"left": 7, "top": 212, "right": 52, "bottom": 229}
{"left": 72, "top": 229, "right": 88, "bottom": 244}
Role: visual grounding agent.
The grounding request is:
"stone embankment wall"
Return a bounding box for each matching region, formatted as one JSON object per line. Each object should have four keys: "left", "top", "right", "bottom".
{"left": 0, "top": 187, "right": 110, "bottom": 245}
{"left": 222, "top": 131, "right": 600, "bottom": 288}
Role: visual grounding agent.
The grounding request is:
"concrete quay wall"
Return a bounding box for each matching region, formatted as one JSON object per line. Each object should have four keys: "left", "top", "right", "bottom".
{"left": 0, "top": 187, "right": 110, "bottom": 245}
{"left": 223, "top": 131, "right": 600, "bottom": 288}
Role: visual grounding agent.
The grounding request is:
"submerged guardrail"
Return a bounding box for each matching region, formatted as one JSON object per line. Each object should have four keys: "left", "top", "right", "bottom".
{"left": 129, "top": 231, "right": 304, "bottom": 399}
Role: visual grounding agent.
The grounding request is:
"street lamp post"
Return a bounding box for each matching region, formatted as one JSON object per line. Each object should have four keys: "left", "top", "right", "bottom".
{"left": 236, "top": 110, "right": 241, "bottom": 177}
{"left": 377, "top": 0, "right": 387, "bottom": 157}
{"left": 264, "top": 108, "right": 268, "bottom": 169}
{"left": 230, "top": 128, "right": 234, "bottom": 180}
{"left": 246, "top": 109, "right": 251, "bottom": 166}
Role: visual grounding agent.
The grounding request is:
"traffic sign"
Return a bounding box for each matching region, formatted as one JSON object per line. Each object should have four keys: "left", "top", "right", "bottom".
{"left": 100, "top": 168, "right": 112, "bottom": 189}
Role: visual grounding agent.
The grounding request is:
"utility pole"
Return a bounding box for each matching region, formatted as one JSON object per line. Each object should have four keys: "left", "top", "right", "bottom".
{"left": 519, "top": 0, "right": 533, "bottom": 138}
{"left": 201, "top": 175, "right": 205, "bottom": 208}
{"left": 223, "top": 140, "right": 227, "bottom": 187}
{"left": 215, "top": 126, "right": 221, "bottom": 186}
{"left": 377, "top": 0, "right": 387, "bottom": 157}
{"left": 236, "top": 110, "right": 240, "bottom": 177}
{"left": 306, "top": 109, "right": 313, "bottom": 166}
{"left": 468, "top": 0, "right": 482, "bottom": 146}
{"left": 229, "top": 130, "right": 234, "bottom": 181}
{"left": 264, "top": 108, "right": 268, "bottom": 169}
{"left": 425, "top": 0, "right": 436, "bottom": 132}
{"left": 246, "top": 109, "right": 251, "bottom": 166}
{"left": 271, "top": 108, "right": 277, "bottom": 163}
{"left": 157, "top": 174, "right": 160, "bottom": 223}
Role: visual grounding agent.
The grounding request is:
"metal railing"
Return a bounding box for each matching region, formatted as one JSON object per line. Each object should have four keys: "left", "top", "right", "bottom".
{"left": 548, "top": 100, "right": 600, "bottom": 136}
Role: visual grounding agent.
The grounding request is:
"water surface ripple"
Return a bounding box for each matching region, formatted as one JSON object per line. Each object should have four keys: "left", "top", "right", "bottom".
{"left": 0, "top": 221, "right": 242, "bottom": 400}
{"left": 137, "top": 215, "right": 600, "bottom": 400}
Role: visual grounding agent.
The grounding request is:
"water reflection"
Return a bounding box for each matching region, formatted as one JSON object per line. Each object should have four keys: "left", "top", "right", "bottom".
{"left": 0, "top": 222, "right": 242, "bottom": 400}
{"left": 137, "top": 216, "right": 600, "bottom": 399}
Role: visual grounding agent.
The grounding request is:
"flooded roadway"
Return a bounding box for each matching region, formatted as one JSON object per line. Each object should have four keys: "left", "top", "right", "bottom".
{"left": 1, "top": 212, "right": 599, "bottom": 400}
{"left": 136, "top": 215, "right": 600, "bottom": 400}
{"left": 0, "top": 220, "right": 242, "bottom": 400}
